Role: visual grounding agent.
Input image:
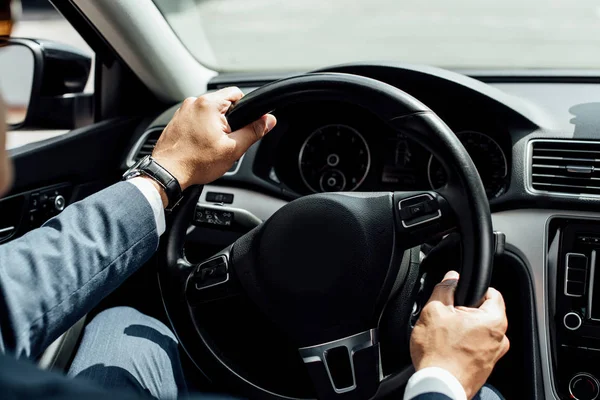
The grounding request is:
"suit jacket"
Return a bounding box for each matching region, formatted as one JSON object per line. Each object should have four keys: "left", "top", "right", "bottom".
{"left": 0, "top": 182, "right": 456, "bottom": 399}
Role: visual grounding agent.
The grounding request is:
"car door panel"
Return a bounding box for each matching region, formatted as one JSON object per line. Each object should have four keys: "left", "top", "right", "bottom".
{"left": 2, "top": 117, "right": 143, "bottom": 243}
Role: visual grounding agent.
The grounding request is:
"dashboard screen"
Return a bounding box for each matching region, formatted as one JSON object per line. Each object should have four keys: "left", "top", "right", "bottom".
{"left": 381, "top": 134, "right": 420, "bottom": 188}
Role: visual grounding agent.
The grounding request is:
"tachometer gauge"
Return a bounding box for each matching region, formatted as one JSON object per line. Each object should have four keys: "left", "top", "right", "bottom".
{"left": 299, "top": 124, "right": 371, "bottom": 193}
{"left": 427, "top": 131, "right": 508, "bottom": 199}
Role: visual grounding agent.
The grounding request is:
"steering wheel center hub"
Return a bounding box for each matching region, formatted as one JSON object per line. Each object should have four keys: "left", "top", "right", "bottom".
{"left": 258, "top": 196, "right": 370, "bottom": 293}
{"left": 247, "top": 193, "right": 396, "bottom": 347}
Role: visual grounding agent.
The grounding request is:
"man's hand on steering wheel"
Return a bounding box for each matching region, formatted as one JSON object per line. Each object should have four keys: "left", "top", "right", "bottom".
{"left": 410, "top": 271, "right": 510, "bottom": 399}
{"left": 147, "top": 87, "right": 277, "bottom": 206}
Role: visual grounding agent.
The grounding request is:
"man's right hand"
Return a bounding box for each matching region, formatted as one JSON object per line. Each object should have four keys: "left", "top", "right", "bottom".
{"left": 152, "top": 87, "right": 276, "bottom": 192}
{"left": 409, "top": 271, "right": 510, "bottom": 399}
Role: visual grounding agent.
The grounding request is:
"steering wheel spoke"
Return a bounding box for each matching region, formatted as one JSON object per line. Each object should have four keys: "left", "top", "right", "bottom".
{"left": 299, "top": 329, "right": 381, "bottom": 399}
{"left": 394, "top": 191, "right": 456, "bottom": 249}
{"left": 185, "top": 246, "right": 242, "bottom": 305}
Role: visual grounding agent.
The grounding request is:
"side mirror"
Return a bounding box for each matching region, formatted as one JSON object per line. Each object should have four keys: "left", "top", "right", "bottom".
{"left": 0, "top": 38, "right": 93, "bottom": 130}
{"left": 0, "top": 41, "right": 35, "bottom": 127}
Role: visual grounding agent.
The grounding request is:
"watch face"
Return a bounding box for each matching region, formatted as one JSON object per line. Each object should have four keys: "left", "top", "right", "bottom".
{"left": 138, "top": 155, "right": 152, "bottom": 168}
{"left": 122, "top": 170, "right": 142, "bottom": 180}
{"left": 123, "top": 156, "right": 151, "bottom": 180}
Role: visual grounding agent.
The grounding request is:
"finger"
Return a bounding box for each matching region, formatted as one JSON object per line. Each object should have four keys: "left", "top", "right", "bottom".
{"left": 499, "top": 335, "right": 510, "bottom": 358}
{"left": 442, "top": 270, "right": 459, "bottom": 282}
{"left": 212, "top": 86, "right": 244, "bottom": 104}
{"left": 180, "top": 96, "right": 198, "bottom": 110}
{"left": 427, "top": 271, "right": 459, "bottom": 307}
{"left": 479, "top": 287, "right": 507, "bottom": 316}
{"left": 228, "top": 114, "right": 277, "bottom": 158}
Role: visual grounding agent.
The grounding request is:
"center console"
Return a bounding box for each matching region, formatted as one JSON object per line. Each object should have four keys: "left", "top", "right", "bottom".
{"left": 550, "top": 218, "right": 600, "bottom": 400}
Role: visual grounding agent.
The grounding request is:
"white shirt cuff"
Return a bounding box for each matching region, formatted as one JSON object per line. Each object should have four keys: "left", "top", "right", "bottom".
{"left": 126, "top": 177, "right": 166, "bottom": 236}
{"left": 404, "top": 367, "right": 467, "bottom": 400}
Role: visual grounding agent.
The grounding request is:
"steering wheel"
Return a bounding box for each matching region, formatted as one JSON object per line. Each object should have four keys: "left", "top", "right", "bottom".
{"left": 157, "top": 73, "right": 494, "bottom": 399}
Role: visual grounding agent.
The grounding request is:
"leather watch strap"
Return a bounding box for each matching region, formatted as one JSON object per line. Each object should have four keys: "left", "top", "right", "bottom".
{"left": 123, "top": 155, "right": 183, "bottom": 211}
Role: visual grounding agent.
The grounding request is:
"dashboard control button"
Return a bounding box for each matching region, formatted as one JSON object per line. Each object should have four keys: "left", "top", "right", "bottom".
{"left": 567, "top": 281, "right": 586, "bottom": 297}
{"left": 564, "top": 312, "right": 583, "bottom": 331}
{"left": 30, "top": 193, "right": 39, "bottom": 208}
{"left": 570, "top": 373, "right": 600, "bottom": 400}
{"left": 54, "top": 195, "right": 66, "bottom": 212}
{"left": 565, "top": 253, "right": 588, "bottom": 297}
{"left": 568, "top": 253, "right": 589, "bottom": 270}
{"left": 569, "top": 268, "right": 587, "bottom": 282}
{"left": 206, "top": 192, "right": 234, "bottom": 204}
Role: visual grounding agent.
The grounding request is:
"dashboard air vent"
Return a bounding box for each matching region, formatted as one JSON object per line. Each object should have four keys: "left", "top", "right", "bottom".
{"left": 129, "top": 128, "right": 162, "bottom": 166}
{"left": 531, "top": 140, "right": 600, "bottom": 196}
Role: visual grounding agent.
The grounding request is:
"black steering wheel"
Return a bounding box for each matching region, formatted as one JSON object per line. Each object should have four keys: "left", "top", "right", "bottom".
{"left": 157, "top": 73, "right": 494, "bottom": 399}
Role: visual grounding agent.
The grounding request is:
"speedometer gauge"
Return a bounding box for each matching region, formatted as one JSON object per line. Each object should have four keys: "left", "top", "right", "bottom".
{"left": 299, "top": 124, "right": 371, "bottom": 193}
{"left": 427, "top": 131, "right": 508, "bottom": 199}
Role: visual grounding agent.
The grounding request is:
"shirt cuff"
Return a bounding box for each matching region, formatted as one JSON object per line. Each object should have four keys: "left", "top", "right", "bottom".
{"left": 404, "top": 367, "right": 467, "bottom": 400}
{"left": 126, "top": 177, "right": 166, "bottom": 236}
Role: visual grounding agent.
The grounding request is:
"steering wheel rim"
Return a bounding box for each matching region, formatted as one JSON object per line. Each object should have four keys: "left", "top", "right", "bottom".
{"left": 157, "top": 72, "right": 494, "bottom": 399}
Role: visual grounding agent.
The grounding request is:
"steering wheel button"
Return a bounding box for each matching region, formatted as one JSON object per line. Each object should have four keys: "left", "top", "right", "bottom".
{"left": 325, "top": 346, "right": 354, "bottom": 390}
{"left": 409, "top": 204, "right": 425, "bottom": 217}
{"left": 399, "top": 207, "right": 412, "bottom": 219}
{"left": 424, "top": 200, "right": 438, "bottom": 213}
{"left": 214, "top": 264, "right": 228, "bottom": 277}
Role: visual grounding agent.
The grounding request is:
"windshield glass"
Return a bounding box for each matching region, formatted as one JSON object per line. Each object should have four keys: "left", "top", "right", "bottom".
{"left": 153, "top": 0, "right": 598, "bottom": 72}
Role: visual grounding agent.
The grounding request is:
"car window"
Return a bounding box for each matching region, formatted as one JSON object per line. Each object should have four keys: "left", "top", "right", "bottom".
{"left": 6, "top": 0, "right": 94, "bottom": 149}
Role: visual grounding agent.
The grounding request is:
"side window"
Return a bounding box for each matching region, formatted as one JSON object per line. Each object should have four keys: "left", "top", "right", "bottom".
{"left": 5, "top": 0, "right": 95, "bottom": 149}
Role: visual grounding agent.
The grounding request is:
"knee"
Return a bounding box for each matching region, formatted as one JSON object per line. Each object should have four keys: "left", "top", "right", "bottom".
{"left": 70, "top": 307, "right": 185, "bottom": 398}
{"left": 473, "top": 384, "right": 504, "bottom": 400}
{"left": 87, "top": 307, "right": 177, "bottom": 343}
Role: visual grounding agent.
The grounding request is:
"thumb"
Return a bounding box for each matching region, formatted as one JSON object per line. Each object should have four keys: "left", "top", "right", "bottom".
{"left": 228, "top": 114, "right": 276, "bottom": 158}
{"left": 427, "top": 270, "right": 459, "bottom": 307}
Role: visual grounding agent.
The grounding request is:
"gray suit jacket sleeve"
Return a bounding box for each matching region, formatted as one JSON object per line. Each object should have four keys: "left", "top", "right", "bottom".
{"left": 0, "top": 182, "right": 159, "bottom": 359}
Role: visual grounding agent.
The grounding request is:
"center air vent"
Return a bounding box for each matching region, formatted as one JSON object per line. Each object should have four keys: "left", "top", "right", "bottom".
{"left": 127, "top": 128, "right": 163, "bottom": 167}
{"left": 530, "top": 140, "right": 600, "bottom": 196}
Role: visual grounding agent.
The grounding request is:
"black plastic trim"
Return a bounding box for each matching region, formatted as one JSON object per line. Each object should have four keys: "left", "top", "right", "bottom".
{"left": 9, "top": 117, "right": 141, "bottom": 195}
{"left": 500, "top": 250, "right": 545, "bottom": 400}
{"left": 49, "top": 0, "right": 117, "bottom": 66}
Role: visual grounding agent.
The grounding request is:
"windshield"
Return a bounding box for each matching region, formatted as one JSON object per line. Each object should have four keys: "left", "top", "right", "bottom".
{"left": 153, "top": 0, "right": 598, "bottom": 72}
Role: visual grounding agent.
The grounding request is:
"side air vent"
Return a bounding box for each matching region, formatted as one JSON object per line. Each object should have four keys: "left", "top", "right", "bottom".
{"left": 126, "top": 128, "right": 163, "bottom": 167}
{"left": 530, "top": 140, "right": 600, "bottom": 197}
{"left": 126, "top": 127, "right": 244, "bottom": 175}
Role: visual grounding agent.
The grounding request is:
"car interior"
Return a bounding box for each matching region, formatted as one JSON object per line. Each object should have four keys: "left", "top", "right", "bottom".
{"left": 3, "top": 1, "right": 600, "bottom": 399}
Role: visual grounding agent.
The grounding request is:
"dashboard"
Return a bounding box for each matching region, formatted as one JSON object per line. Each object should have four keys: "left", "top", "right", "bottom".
{"left": 255, "top": 101, "right": 511, "bottom": 199}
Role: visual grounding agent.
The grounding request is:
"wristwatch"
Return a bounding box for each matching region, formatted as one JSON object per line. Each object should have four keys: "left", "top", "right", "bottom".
{"left": 123, "top": 155, "right": 183, "bottom": 211}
